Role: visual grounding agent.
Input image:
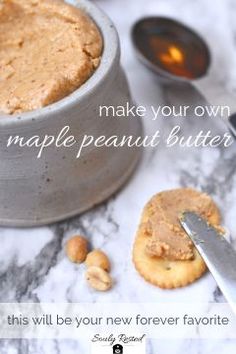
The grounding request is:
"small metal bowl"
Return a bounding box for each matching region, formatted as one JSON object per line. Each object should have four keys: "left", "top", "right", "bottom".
{"left": 131, "top": 16, "right": 236, "bottom": 135}
{"left": 132, "top": 17, "right": 211, "bottom": 84}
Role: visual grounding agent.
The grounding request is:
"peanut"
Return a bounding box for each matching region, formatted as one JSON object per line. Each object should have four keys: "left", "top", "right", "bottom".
{"left": 85, "top": 266, "right": 112, "bottom": 291}
{"left": 85, "top": 249, "right": 111, "bottom": 272}
{"left": 66, "top": 235, "right": 88, "bottom": 263}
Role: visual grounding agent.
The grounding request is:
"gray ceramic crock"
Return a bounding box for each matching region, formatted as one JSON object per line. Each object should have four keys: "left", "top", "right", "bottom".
{"left": 0, "top": 0, "right": 142, "bottom": 227}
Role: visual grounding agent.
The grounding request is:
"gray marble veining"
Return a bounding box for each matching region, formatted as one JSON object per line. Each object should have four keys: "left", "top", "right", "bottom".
{"left": 1, "top": 0, "right": 236, "bottom": 352}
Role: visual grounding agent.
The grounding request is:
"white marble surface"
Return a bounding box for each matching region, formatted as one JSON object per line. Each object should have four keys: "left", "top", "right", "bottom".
{"left": 1, "top": 0, "right": 236, "bottom": 352}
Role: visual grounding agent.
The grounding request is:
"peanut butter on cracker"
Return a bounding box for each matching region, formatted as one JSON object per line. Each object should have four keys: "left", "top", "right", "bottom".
{"left": 133, "top": 188, "right": 222, "bottom": 289}
{"left": 145, "top": 189, "right": 221, "bottom": 261}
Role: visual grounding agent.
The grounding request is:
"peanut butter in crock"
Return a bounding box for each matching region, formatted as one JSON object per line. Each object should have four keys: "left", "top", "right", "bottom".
{"left": 0, "top": 0, "right": 103, "bottom": 114}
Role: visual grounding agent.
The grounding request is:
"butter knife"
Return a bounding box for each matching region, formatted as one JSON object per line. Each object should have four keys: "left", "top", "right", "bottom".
{"left": 180, "top": 212, "right": 236, "bottom": 315}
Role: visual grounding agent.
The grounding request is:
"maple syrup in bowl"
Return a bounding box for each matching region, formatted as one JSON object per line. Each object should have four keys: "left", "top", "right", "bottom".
{"left": 132, "top": 16, "right": 236, "bottom": 139}
{"left": 132, "top": 17, "right": 211, "bottom": 82}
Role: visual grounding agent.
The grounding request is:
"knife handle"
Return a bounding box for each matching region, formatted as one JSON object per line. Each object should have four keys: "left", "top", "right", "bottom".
{"left": 181, "top": 212, "right": 236, "bottom": 315}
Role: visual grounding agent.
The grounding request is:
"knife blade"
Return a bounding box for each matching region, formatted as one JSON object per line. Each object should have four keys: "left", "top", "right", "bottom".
{"left": 180, "top": 212, "right": 236, "bottom": 315}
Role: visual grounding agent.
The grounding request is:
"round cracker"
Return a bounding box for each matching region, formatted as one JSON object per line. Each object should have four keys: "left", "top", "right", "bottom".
{"left": 133, "top": 188, "right": 221, "bottom": 289}
{"left": 133, "top": 231, "right": 207, "bottom": 289}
